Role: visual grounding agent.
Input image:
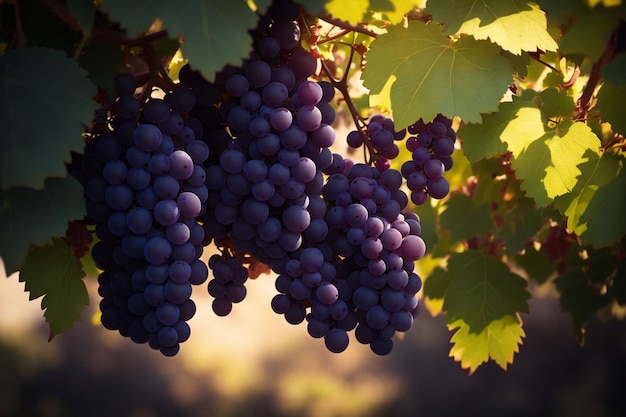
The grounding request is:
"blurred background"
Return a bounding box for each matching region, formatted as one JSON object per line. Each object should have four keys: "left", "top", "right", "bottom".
{"left": 1, "top": 260, "right": 625, "bottom": 417}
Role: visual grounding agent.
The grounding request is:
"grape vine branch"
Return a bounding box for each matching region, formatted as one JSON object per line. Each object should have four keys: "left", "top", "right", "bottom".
{"left": 0, "top": 0, "right": 625, "bottom": 374}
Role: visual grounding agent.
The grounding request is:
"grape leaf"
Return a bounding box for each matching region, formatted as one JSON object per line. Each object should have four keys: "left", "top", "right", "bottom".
{"left": 513, "top": 245, "right": 555, "bottom": 284}
{"left": 0, "top": 47, "right": 97, "bottom": 190}
{"left": 423, "top": 265, "right": 451, "bottom": 300}
{"left": 78, "top": 40, "right": 125, "bottom": 97}
{"left": 0, "top": 176, "right": 86, "bottom": 276}
{"left": 554, "top": 270, "right": 608, "bottom": 342}
{"left": 577, "top": 155, "right": 626, "bottom": 247}
{"left": 325, "top": 0, "right": 423, "bottom": 24}
{"left": 602, "top": 54, "right": 626, "bottom": 87}
{"left": 595, "top": 83, "right": 626, "bottom": 135}
{"left": 558, "top": 4, "right": 623, "bottom": 62}
{"left": 67, "top": 0, "right": 96, "bottom": 35}
{"left": 427, "top": 0, "right": 557, "bottom": 55}
{"left": 439, "top": 194, "right": 493, "bottom": 242}
{"left": 495, "top": 198, "right": 544, "bottom": 255}
{"left": 539, "top": 87, "right": 576, "bottom": 119}
{"left": 553, "top": 151, "right": 621, "bottom": 237}
{"left": 99, "top": 0, "right": 271, "bottom": 82}
{"left": 458, "top": 100, "right": 527, "bottom": 163}
{"left": 361, "top": 21, "right": 513, "bottom": 128}
{"left": 504, "top": 112, "right": 600, "bottom": 207}
{"left": 325, "top": 0, "right": 369, "bottom": 23}
{"left": 19, "top": 237, "right": 89, "bottom": 340}
{"left": 448, "top": 315, "right": 525, "bottom": 374}
{"left": 442, "top": 251, "right": 530, "bottom": 332}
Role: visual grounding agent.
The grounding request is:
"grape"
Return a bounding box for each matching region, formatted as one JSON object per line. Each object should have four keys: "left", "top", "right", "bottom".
{"left": 298, "top": 80, "right": 323, "bottom": 106}
{"left": 225, "top": 74, "right": 249, "bottom": 97}
{"left": 113, "top": 72, "right": 137, "bottom": 96}
{"left": 269, "top": 20, "right": 301, "bottom": 49}
{"left": 143, "top": 99, "right": 171, "bottom": 124}
{"left": 133, "top": 124, "right": 162, "bottom": 152}
{"left": 262, "top": 81, "right": 289, "bottom": 107}
{"left": 244, "top": 60, "right": 272, "bottom": 89}
{"left": 324, "top": 328, "right": 349, "bottom": 353}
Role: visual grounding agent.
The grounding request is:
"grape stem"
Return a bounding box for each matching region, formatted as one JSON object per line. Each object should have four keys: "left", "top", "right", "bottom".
{"left": 576, "top": 29, "right": 618, "bottom": 122}
{"left": 320, "top": 49, "right": 376, "bottom": 165}
{"left": 316, "top": 14, "right": 378, "bottom": 39}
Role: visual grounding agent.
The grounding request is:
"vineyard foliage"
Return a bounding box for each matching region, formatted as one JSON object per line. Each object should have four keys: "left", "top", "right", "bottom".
{"left": 1, "top": 0, "right": 625, "bottom": 372}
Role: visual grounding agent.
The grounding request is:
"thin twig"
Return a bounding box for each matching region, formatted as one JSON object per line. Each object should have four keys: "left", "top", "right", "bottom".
{"left": 317, "top": 14, "right": 378, "bottom": 39}
{"left": 576, "top": 35, "right": 618, "bottom": 121}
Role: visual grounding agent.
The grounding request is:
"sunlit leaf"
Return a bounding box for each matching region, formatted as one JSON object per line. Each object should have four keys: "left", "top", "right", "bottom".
{"left": 362, "top": 21, "right": 513, "bottom": 128}
{"left": 502, "top": 111, "right": 600, "bottom": 207}
{"left": 553, "top": 151, "right": 621, "bottom": 237}
{"left": 427, "top": 0, "right": 557, "bottom": 55}
{"left": 448, "top": 315, "right": 525, "bottom": 374}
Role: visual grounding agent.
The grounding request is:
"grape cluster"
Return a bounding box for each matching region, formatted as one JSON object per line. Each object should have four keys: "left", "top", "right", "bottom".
{"left": 81, "top": 74, "right": 209, "bottom": 356}
{"left": 82, "top": 0, "right": 457, "bottom": 356}
{"left": 402, "top": 114, "right": 456, "bottom": 204}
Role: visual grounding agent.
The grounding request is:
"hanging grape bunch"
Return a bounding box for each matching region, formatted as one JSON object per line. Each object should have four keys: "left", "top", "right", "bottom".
{"left": 80, "top": 0, "right": 456, "bottom": 356}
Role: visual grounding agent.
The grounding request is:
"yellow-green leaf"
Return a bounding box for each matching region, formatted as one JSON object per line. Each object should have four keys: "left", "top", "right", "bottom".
{"left": 427, "top": 0, "right": 557, "bottom": 55}
{"left": 448, "top": 315, "right": 525, "bottom": 374}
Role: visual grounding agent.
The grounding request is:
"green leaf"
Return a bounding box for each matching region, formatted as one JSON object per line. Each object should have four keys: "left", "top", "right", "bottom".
{"left": 361, "top": 21, "right": 513, "bottom": 127}
{"left": 554, "top": 270, "right": 608, "bottom": 342}
{"left": 427, "top": 0, "right": 557, "bottom": 55}
{"left": 99, "top": 0, "right": 270, "bottom": 82}
{"left": 67, "top": 0, "right": 96, "bottom": 35}
{"left": 458, "top": 99, "right": 529, "bottom": 163}
{"left": 0, "top": 176, "right": 86, "bottom": 276}
{"left": 439, "top": 194, "right": 494, "bottom": 242}
{"left": 19, "top": 237, "right": 89, "bottom": 340}
{"left": 578, "top": 155, "right": 626, "bottom": 246}
{"left": 539, "top": 87, "right": 576, "bottom": 119}
{"left": 448, "top": 315, "right": 525, "bottom": 374}
{"left": 78, "top": 40, "right": 125, "bottom": 97}
{"left": 441, "top": 251, "right": 530, "bottom": 332}
{"left": 505, "top": 114, "right": 600, "bottom": 207}
{"left": 602, "top": 54, "right": 626, "bottom": 87}
{"left": 495, "top": 198, "right": 544, "bottom": 255}
{"left": 20, "top": 0, "right": 81, "bottom": 54}
{"left": 595, "top": 83, "right": 626, "bottom": 135}
{"left": 513, "top": 245, "right": 555, "bottom": 284}
{"left": 0, "top": 47, "right": 97, "bottom": 190}
{"left": 423, "top": 265, "right": 451, "bottom": 300}
{"left": 558, "top": 4, "right": 623, "bottom": 61}
{"left": 553, "top": 151, "right": 621, "bottom": 237}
